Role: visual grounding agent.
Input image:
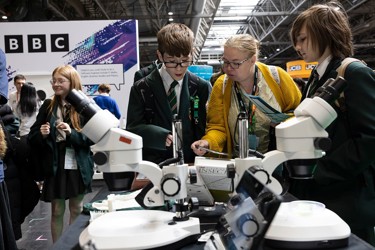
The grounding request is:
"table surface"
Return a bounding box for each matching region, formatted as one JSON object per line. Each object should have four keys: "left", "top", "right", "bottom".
{"left": 52, "top": 184, "right": 375, "bottom": 250}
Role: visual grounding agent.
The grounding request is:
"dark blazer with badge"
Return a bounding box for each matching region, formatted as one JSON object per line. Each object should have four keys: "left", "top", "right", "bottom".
{"left": 28, "top": 99, "right": 94, "bottom": 189}
{"left": 298, "top": 57, "right": 375, "bottom": 242}
{"left": 127, "top": 68, "right": 211, "bottom": 164}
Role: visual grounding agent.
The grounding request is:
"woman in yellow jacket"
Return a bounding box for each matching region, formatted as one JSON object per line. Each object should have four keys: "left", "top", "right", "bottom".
{"left": 192, "top": 34, "right": 301, "bottom": 158}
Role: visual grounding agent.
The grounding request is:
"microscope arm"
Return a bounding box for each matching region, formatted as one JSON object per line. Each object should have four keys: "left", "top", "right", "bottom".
{"left": 261, "top": 149, "right": 323, "bottom": 194}
{"left": 89, "top": 127, "right": 165, "bottom": 207}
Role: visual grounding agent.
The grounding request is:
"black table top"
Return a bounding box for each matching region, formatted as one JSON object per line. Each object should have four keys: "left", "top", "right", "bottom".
{"left": 52, "top": 183, "right": 375, "bottom": 250}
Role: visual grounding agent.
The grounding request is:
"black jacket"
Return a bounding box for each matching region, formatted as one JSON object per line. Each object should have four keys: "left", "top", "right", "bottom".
{"left": 127, "top": 69, "right": 211, "bottom": 164}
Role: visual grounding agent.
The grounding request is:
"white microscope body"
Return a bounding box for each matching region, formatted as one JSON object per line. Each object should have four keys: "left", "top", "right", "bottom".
{"left": 233, "top": 77, "right": 345, "bottom": 195}
{"left": 66, "top": 90, "right": 199, "bottom": 249}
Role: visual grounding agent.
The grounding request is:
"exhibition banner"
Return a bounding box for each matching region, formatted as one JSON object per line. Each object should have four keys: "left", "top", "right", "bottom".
{"left": 0, "top": 19, "right": 139, "bottom": 119}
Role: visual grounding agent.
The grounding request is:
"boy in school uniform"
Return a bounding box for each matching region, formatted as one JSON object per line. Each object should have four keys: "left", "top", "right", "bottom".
{"left": 127, "top": 23, "right": 211, "bottom": 164}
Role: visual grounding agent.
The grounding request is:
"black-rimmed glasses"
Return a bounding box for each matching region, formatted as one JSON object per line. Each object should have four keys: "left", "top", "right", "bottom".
{"left": 219, "top": 58, "right": 250, "bottom": 69}
{"left": 164, "top": 61, "right": 194, "bottom": 68}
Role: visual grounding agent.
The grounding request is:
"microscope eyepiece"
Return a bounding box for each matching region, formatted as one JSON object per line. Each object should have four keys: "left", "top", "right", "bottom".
{"left": 66, "top": 89, "right": 101, "bottom": 120}
{"left": 314, "top": 76, "right": 347, "bottom": 103}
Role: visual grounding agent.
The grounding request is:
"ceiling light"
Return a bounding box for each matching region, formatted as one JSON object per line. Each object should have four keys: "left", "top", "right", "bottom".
{"left": 2, "top": 15, "right": 7, "bottom": 20}
{"left": 168, "top": 12, "right": 173, "bottom": 15}
{"left": 169, "top": 18, "right": 174, "bottom": 22}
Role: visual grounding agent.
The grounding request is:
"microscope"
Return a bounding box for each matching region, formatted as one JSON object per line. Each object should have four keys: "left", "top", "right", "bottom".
{"left": 205, "top": 76, "right": 351, "bottom": 249}
{"left": 227, "top": 76, "right": 347, "bottom": 195}
{"left": 66, "top": 90, "right": 200, "bottom": 249}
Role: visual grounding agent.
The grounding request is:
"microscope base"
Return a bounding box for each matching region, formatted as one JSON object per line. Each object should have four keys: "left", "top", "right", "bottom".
{"left": 264, "top": 201, "right": 350, "bottom": 249}
{"left": 79, "top": 210, "right": 200, "bottom": 249}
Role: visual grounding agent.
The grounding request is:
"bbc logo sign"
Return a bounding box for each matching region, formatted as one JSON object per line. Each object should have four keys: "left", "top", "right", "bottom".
{"left": 4, "top": 34, "right": 69, "bottom": 53}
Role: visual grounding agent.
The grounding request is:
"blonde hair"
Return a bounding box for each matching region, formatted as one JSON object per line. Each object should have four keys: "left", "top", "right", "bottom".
{"left": 224, "top": 34, "right": 260, "bottom": 59}
{"left": 48, "top": 65, "right": 83, "bottom": 131}
{"left": 0, "top": 126, "right": 7, "bottom": 159}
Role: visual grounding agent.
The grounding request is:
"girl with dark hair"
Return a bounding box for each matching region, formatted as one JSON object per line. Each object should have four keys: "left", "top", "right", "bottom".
{"left": 289, "top": 1, "right": 375, "bottom": 245}
{"left": 15, "top": 82, "right": 40, "bottom": 138}
{"left": 3, "top": 82, "right": 41, "bottom": 241}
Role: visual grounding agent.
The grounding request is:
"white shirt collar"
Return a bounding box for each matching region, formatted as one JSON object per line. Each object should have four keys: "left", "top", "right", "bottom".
{"left": 159, "top": 65, "right": 182, "bottom": 92}
{"left": 315, "top": 55, "right": 332, "bottom": 79}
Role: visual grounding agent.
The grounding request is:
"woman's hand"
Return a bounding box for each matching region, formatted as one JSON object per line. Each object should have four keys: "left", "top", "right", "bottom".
{"left": 191, "top": 140, "right": 209, "bottom": 156}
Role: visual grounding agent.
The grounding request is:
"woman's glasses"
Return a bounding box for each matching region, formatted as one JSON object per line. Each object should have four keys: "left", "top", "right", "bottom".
{"left": 219, "top": 58, "right": 250, "bottom": 69}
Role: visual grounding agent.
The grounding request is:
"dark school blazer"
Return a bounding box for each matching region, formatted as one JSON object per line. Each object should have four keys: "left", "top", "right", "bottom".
{"left": 127, "top": 69, "right": 212, "bottom": 164}
{"left": 28, "top": 99, "right": 94, "bottom": 189}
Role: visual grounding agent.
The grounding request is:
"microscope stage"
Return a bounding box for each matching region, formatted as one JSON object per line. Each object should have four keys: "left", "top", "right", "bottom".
{"left": 79, "top": 210, "right": 200, "bottom": 249}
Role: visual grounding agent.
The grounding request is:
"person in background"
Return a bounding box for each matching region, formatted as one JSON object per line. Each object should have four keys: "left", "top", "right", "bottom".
{"left": 191, "top": 34, "right": 301, "bottom": 158}
{"left": 4, "top": 81, "right": 41, "bottom": 240}
{"left": 127, "top": 23, "right": 212, "bottom": 164}
{"left": 37, "top": 89, "right": 47, "bottom": 105}
{"left": 289, "top": 1, "right": 375, "bottom": 245}
{"left": 15, "top": 81, "right": 43, "bottom": 189}
{"left": 15, "top": 82, "right": 41, "bottom": 138}
{"left": 0, "top": 123, "right": 18, "bottom": 249}
{"left": 8, "top": 74, "right": 26, "bottom": 113}
{"left": 0, "top": 47, "right": 18, "bottom": 250}
{"left": 293, "top": 77, "right": 305, "bottom": 93}
{"left": 28, "top": 65, "right": 94, "bottom": 243}
{"left": 93, "top": 83, "right": 121, "bottom": 119}
{"left": 209, "top": 68, "right": 224, "bottom": 86}
{"left": 0, "top": 104, "right": 19, "bottom": 135}
{"left": 133, "top": 59, "right": 160, "bottom": 83}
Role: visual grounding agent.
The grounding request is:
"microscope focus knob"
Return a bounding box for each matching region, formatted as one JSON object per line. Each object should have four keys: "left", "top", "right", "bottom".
{"left": 249, "top": 166, "right": 270, "bottom": 184}
{"left": 237, "top": 213, "right": 259, "bottom": 237}
{"left": 93, "top": 152, "right": 107, "bottom": 165}
{"left": 229, "top": 194, "right": 243, "bottom": 206}
{"left": 189, "top": 167, "right": 197, "bottom": 184}
{"left": 314, "top": 137, "right": 332, "bottom": 151}
{"left": 227, "top": 163, "right": 236, "bottom": 179}
{"left": 188, "top": 197, "right": 200, "bottom": 212}
{"left": 161, "top": 174, "right": 181, "bottom": 197}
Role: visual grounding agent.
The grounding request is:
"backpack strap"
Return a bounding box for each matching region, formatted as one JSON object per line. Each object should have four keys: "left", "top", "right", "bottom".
{"left": 186, "top": 71, "right": 199, "bottom": 96}
{"left": 138, "top": 62, "right": 158, "bottom": 81}
{"left": 268, "top": 65, "right": 280, "bottom": 85}
{"left": 336, "top": 58, "right": 363, "bottom": 78}
{"left": 335, "top": 58, "right": 365, "bottom": 111}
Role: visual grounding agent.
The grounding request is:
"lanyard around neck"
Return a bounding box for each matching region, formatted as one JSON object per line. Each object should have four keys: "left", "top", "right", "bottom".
{"left": 233, "top": 64, "right": 258, "bottom": 113}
